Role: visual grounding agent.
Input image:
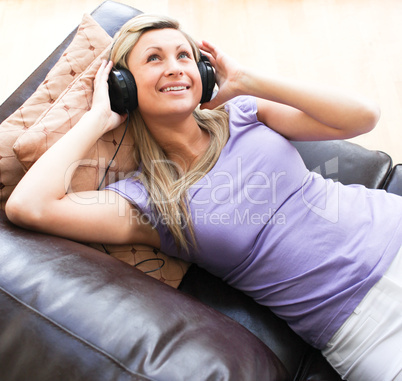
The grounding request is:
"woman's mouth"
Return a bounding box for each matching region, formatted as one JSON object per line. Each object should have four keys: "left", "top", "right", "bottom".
{"left": 162, "top": 86, "right": 188, "bottom": 92}
{"left": 160, "top": 84, "right": 190, "bottom": 93}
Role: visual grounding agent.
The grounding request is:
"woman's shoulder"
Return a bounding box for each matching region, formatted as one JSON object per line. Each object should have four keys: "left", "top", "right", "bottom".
{"left": 225, "top": 95, "right": 258, "bottom": 125}
{"left": 105, "top": 173, "right": 150, "bottom": 211}
{"left": 226, "top": 95, "right": 257, "bottom": 112}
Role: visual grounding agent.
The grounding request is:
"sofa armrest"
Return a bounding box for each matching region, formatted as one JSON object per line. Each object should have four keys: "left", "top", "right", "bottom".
{"left": 384, "top": 164, "right": 402, "bottom": 196}
{"left": 0, "top": 211, "right": 289, "bottom": 381}
{"left": 291, "top": 140, "right": 392, "bottom": 189}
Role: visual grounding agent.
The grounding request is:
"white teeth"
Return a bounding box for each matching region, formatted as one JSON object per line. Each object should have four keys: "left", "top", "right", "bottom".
{"left": 162, "top": 86, "right": 187, "bottom": 92}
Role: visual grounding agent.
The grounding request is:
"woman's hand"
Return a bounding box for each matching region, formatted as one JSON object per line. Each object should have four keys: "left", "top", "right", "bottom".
{"left": 90, "top": 60, "right": 127, "bottom": 133}
{"left": 198, "top": 41, "right": 245, "bottom": 110}
{"left": 200, "top": 41, "right": 379, "bottom": 140}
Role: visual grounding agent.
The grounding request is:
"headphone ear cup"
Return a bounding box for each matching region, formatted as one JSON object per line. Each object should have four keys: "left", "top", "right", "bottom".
{"left": 108, "top": 67, "right": 138, "bottom": 114}
{"left": 198, "top": 55, "right": 216, "bottom": 104}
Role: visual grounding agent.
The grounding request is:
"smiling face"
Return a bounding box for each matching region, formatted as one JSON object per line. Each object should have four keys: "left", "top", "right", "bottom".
{"left": 127, "top": 28, "right": 202, "bottom": 124}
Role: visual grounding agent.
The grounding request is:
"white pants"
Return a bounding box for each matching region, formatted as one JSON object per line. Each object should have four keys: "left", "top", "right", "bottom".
{"left": 322, "top": 246, "right": 402, "bottom": 381}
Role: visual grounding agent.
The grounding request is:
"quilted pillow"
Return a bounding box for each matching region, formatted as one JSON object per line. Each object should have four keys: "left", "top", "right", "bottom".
{"left": 91, "top": 243, "right": 190, "bottom": 288}
{"left": 13, "top": 48, "right": 190, "bottom": 288}
{"left": 13, "top": 46, "right": 135, "bottom": 191}
{"left": 0, "top": 13, "right": 112, "bottom": 209}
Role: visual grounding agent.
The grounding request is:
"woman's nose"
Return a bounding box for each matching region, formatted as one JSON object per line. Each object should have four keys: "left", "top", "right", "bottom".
{"left": 165, "top": 58, "right": 183, "bottom": 76}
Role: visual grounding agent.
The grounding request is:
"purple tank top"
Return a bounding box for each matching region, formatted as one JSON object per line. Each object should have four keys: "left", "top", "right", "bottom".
{"left": 106, "top": 96, "right": 402, "bottom": 349}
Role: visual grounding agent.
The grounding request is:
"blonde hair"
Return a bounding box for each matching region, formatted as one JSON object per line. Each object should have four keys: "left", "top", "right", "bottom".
{"left": 111, "top": 14, "right": 229, "bottom": 253}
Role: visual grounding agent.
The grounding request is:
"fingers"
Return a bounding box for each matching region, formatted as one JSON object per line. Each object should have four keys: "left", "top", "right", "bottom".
{"left": 198, "top": 40, "right": 219, "bottom": 64}
{"left": 91, "top": 61, "right": 115, "bottom": 116}
{"left": 93, "top": 60, "right": 129, "bottom": 127}
{"left": 94, "top": 60, "right": 114, "bottom": 84}
{"left": 199, "top": 40, "right": 218, "bottom": 55}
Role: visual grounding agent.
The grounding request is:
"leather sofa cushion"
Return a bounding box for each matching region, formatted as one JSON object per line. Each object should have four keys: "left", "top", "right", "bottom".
{"left": 0, "top": 211, "right": 289, "bottom": 381}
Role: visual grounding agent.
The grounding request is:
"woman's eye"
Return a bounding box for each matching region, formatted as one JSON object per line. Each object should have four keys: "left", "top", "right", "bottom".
{"left": 178, "top": 51, "right": 191, "bottom": 60}
{"left": 147, "top": 55, "right": 159, "bottom": 62}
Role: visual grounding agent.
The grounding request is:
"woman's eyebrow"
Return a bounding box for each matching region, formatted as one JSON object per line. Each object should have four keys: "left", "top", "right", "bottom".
{"left": 145, "top": 44, "right": 187, "bottom": 52}
{"left": 145, "top": 46, "right": 162, "bottom": 52}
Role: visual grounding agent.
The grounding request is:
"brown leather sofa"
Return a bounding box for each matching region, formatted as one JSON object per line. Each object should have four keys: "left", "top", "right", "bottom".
{"left": 1, "top": 1, "right": 401, "bottom": 380}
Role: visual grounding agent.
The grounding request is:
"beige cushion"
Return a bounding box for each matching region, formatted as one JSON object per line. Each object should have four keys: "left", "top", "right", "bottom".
{"left": 0, "top": 13, "right": 112, "bottom": 209}
{"left": 13, "top": 46, "right": 136, "bottom": 192}
{"left": 91, "top": 243, "right": 190, "bottom": 288}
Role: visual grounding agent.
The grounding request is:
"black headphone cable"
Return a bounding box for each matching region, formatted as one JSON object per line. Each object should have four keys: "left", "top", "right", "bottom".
{"left": 96, "top": 111, "right": 166, "bottom": 274}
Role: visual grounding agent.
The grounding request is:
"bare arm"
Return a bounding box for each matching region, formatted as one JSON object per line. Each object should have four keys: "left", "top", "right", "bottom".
{"left": 6, "top": 60, "right": 160, "bottom": 248}
{"left": 199, "top": 41, "right": 380, "bottom": 141}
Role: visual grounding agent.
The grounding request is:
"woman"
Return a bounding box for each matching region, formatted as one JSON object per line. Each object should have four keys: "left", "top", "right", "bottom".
{"left": 6, "top": 14, "right": 402, "bottom": 380}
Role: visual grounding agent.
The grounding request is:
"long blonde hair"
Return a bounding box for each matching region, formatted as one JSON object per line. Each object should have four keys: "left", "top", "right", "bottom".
{"left": 111, "top": 14, "right": 229, "bottom": 253}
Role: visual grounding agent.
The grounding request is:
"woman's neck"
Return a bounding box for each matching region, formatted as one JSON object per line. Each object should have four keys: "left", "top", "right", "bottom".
{"left": 144, "top": 114, "right": 210, "bottom": 172}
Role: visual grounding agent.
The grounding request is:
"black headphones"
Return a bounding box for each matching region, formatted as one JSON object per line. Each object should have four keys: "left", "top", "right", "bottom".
{"left": 108, "top": 55, "right": 215, "bottom": 114}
